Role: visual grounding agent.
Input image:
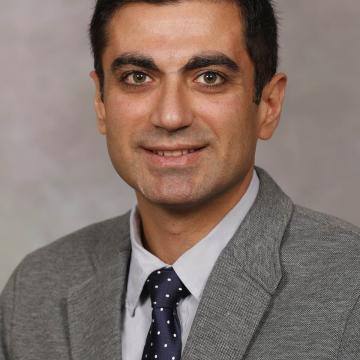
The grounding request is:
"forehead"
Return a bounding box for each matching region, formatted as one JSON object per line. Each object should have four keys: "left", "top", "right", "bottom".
{"left": 103, "top": 0, "right": 248, "bottom": 68}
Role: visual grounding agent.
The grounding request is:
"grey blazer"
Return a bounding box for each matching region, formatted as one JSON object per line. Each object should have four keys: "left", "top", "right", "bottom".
{"left": 1, "top": 167, "right": 360, "bottom": 360}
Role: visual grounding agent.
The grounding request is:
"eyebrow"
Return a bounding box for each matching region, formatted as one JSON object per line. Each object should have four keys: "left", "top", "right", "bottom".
{"left": 110, "top": 51, "right": 241, "bottom": 74}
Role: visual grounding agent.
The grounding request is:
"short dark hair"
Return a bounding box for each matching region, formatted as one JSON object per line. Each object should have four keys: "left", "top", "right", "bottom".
{"left": 89, "top": 0, "right": 278, "bottom": 104}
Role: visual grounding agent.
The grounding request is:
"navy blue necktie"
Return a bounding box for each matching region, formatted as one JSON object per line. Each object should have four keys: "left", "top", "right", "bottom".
{"left": 142, "top": 267, "right": 190, "bottom": 360}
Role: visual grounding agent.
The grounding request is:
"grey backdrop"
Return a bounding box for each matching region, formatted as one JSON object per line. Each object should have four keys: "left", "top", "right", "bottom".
{"left": 1, "top": 1, "right": 359, "bottom": 291}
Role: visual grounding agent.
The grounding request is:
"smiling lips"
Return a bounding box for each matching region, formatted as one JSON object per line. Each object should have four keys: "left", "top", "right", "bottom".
{"left": 151, "top": 149, "right": 197, "bottom": 157}
{"left": 144, "top": 146, "right": 205, "bottom": 157}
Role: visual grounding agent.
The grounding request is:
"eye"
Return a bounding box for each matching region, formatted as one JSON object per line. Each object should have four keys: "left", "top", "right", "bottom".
{"left": 195, "top": 71, "right": 225, "bottom": 86}
{"left": 122, "top": 71, "right": 152, "bottom": 85}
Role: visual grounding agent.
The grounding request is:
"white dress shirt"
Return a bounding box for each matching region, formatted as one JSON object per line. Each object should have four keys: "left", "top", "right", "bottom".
{"left": 121, "top": 170, "right": 259, "bottom": 359}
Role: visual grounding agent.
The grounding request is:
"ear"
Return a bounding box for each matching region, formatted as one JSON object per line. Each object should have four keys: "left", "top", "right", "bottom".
{"left": 90, "top": 70, "right": 107, "bottom": 135}
{"left": 256, "top": 73, "right": 287, "bottom": 140}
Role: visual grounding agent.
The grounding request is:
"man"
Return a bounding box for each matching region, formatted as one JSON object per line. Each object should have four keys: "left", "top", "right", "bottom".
{"left": 1, "top": 0, "right": 360, "bottom": 359}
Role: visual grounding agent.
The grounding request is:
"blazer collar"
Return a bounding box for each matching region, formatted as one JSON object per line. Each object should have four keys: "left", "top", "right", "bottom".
{"left": 181, "top": 167, "right": 294, "bottom": 359}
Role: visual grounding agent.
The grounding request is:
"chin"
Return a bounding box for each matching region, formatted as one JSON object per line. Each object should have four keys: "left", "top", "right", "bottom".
{"left": 141, "top": 189, "right": 198, "bottom": 207}
{"left": 137, "top": 182, "right": 221, "bottom": 211}
{"left": 133, "top": 171, "right": 228, "bottom": 209}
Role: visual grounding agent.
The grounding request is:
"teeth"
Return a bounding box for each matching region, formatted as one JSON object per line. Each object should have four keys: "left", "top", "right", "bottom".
{"left": 152, "top": 149, "right": 197, "bottom": 157}
{"left": 164, "top": 150, "right": 182, "bottom": 157}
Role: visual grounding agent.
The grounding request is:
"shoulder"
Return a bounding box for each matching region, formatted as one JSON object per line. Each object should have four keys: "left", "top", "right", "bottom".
{"left": 289, "top": 205, "right": 360, "bottom": 244}
{"left": 283, "top": 204, "right": 360, "bottom": 273}
{"left": 0, "top": 212, "right": 131, "bottom": 353}
{"left": 3, "top": 211, "right": 131, "bottom": 296}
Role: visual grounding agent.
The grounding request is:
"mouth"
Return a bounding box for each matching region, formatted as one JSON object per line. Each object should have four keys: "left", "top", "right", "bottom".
{"left": 143, "top": 146, "right": 206, "bottom": 157}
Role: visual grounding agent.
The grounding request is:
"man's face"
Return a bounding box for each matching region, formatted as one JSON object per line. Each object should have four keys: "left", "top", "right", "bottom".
{"left": 92, "top": 0, "right": 283, "bottom": 209}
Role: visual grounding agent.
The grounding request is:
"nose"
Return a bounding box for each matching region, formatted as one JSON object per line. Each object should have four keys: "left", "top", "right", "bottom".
{"left": 150, "top": 76, "right": 193, "bottom": 131}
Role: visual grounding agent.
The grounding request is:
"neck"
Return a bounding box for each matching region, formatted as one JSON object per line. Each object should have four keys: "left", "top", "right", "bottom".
{"left": 135, "top": 168, "right": 254, "bottom": 264}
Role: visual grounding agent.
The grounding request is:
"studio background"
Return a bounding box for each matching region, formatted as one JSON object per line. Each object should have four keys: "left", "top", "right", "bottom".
{"left": 1, "top": 1, "right": 359, "bottom": 291}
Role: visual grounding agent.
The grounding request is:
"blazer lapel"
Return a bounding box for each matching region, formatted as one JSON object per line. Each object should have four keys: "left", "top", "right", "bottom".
{"left": 66, "top": 215, "right": 131, "bottom": 360}
{"left": 182, "top": 167, "right": 294, "bottom": 360}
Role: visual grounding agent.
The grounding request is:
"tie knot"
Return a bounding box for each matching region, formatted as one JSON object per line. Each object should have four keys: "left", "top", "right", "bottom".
{"left": 145, "top": 267, "right": 190, "bottom": 309}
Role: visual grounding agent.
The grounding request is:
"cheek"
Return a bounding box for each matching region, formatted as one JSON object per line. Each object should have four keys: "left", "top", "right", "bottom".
{"left": 104, "top": 94, "right": 151, "bottom": 151}
{"left": 106, "top": 94, "right": 148, "bottom": 129}
{"left": 194, "top": 94, "right": 256, "bottom": 151}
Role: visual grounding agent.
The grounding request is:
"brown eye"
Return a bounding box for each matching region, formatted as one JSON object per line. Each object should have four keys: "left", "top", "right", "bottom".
{"left": 196, "top": 71, "right": 225, "bottom": 86}
{"left": 123, "top": 71, "right": 151, "bottom": 85}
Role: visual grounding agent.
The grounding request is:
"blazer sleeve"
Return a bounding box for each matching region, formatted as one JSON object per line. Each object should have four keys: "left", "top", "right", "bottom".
{"left": 0, "top": 267, "right": 19, "bottom": 360}
{"left": 338, "top": 292, "right": 360, "bottom": 359}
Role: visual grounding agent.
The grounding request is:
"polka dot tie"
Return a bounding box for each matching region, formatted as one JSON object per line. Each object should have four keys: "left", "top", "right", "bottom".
{"left": 141, "top": 267, "right": 190, "bottom": 360}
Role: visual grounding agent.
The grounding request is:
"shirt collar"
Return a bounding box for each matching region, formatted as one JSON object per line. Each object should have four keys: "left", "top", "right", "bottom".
{"left": 126, "top": 169, "right": 259, "bottom": 316}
